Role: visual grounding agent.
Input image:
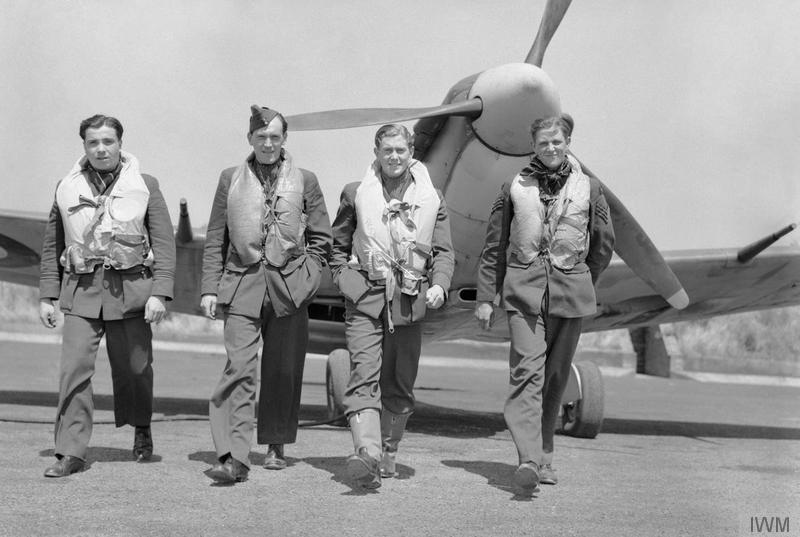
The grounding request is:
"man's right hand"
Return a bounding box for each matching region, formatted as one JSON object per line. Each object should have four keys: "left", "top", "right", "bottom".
{"left": 200, "top": 294, "right": 218, "bottom": 320}
{"left": 39, "top": 299, "right": 57, "bottom": 329}
{"left": 475, "top": 301, "right": 494, "bottom": 331}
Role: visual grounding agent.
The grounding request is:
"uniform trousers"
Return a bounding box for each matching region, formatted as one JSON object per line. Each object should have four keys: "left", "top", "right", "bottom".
{"left": 343, "top": 301, "right": 422, "bottom": 416}
{"left": 54, "top": 313, "right": 154, "bottom": 460}
{"left": 209, "top": 297, "right": 309, "bottom": 465}
{"left": 504, "top": 311, "right": 582, "bottom": 465}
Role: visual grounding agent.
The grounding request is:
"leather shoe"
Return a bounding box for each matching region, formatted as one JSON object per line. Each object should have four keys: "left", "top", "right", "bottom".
{"left": 263, "top": 444, "right": 287, "bottom": 470}
{"left": 44, "top": 456, "right": 85, "bottom": 478}
{"left": 513, "top": 461, "right": 540, "bottom": 490}
{"left": 133, "top": 426, "right": 153, "bottom": 462}
{"left": 539, "top": 463, "right": 558, "bottom": 485}
{"left": 346, "top": 447, "right": 381, "bottom": 489}
{"left": 208, "top": 456, "right": 249, "bottom": 483}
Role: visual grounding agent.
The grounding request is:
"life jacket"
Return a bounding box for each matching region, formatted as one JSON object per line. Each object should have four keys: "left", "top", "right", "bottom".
{"left": 351, "top": 160, "right": 439, "bottom": 297}
{"left": 508, "top": 155, "right": 591, "bottom": 270}
{"left": 56, "top": 152, "right": 152, "bottom": 274}
{"left": 227, "top": 151, "right": 306, "bottom": 267}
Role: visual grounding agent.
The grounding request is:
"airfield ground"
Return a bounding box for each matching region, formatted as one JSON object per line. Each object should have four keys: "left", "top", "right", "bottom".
{"left": 0, "top": 329, "right": 797, "bottom": 537}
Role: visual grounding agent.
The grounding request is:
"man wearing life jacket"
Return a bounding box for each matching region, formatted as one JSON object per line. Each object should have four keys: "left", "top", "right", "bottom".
{"left": 200, "top": 105, "right": 332, "bottom": 484}
{"left": 38, "top": 114, "right": 176, "bottom": 478}
{"left": 475, "top": 114, "right": 615, "bottom": 493}
{"left": 330, "top": 124, "right": 454, "bottom": 489}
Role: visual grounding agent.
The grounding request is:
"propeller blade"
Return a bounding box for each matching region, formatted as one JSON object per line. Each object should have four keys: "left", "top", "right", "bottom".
{"left": 578, "top": 160, "right": 690, "bottom": 310}
{"left": 286, "top": 99, "right": 483, "bottom": 131}
{"left": 525, "top": 0, "right": 573, "bottom": 67}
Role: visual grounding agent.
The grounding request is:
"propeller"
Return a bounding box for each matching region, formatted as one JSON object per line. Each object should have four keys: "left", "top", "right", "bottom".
{"left": 577, "top": 162, "right": 690, "bottom": 310}
{"left": 525, "top": 0, "right": 574, "bottom": 67}
{"left": 546, "top": 1, "right": 687, "bottom": 310}
{"left": 287, "top": 99, "right": 482, "bottom": 132}
{"left": 285, "top": 0, "right": 574, "bottom": 132}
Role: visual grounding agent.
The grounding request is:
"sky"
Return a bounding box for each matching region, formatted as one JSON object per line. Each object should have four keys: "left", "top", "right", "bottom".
{"left": 1, "top": 0, "right": 799, "bottom": 251}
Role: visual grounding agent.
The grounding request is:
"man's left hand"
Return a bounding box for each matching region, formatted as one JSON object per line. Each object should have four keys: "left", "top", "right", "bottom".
{"left": 144, "top": 296, "right": 167, "bottom": 324}
{"left": 425, "top": 284, "right": 446, "bottom": 309}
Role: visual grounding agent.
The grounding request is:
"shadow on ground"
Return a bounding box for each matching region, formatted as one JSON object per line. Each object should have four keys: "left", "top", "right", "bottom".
{"left": 4, "top": 390, "right": 800, "bottom": 440}
{"left": 38, "top": 446, "right": 163, "bottom": 464}
{"left": 441, "top": 459, "right": 538, "bottom": 501}
{"left": 302, "top": 455, "right": 416, "bottom": 495}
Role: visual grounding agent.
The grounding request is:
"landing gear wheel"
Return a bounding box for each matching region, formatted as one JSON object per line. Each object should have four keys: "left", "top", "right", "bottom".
{"left": 325, "top": 348, "right": 350, "bottom": 427}
{"left": 561, "top": 361, "right": 604, "bottom": 439}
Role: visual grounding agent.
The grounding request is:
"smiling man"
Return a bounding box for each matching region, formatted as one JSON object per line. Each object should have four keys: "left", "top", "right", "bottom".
{"left": 39, "top": 114, "right": 175, "bottom": 477}
{"left": 200, "top": 105, "right": 332, "bottom": 484}
{"left": 475, "top": 114, "right": 615, "bottom": 493}
{"left": 330, "top": 124, "right": 454, "bottom": 489}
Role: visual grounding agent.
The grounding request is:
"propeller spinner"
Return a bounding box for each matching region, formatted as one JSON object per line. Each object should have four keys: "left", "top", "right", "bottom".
{"left": 468, "top": 63, "right": 560, "bottom": 155}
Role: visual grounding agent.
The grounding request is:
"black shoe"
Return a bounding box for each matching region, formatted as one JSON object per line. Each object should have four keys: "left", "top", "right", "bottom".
{"left": 513, "top": 461, "right": 540, "bottom": 490}
{"left": 346, "top": 447, "right": 381, "bottom": 489}
{"left": 44, "top": 456, "right": 85, "bottom": 478}
{"left": 133, "top": 426, "right": 153, "bottom": 462}
{"left": 208, "top": 456, "right": 249, "bottom": 483}
{"left": 263, "top": 444, "right": 287, "bottom": 470}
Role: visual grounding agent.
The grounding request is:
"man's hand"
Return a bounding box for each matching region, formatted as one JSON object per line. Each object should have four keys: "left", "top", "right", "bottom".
{"left": 200, "top": 294, "right": 218, "bottom": 320}
{"left": 475, "top": 301, "right": 494, "bottom": 331}
{"left": 425, "top": 284, "right": 446, "bottom": 309}
{"left": 144, "top": 296, "right": 167, "bottom": 324}
{"left": 39, "top": 299, "right": 57, "bottom": 329}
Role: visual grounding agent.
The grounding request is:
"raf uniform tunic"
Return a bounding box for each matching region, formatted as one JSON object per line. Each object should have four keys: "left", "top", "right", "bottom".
{"left": 201, "top": 154, "right": 332, "bottom": 465}
{"left": 330, "top": 169, "right": 454, "bottom": 416}
{"left": 476, "top": 169, "right": 615, "bottom": 466}
{"left": 39, "top": 160, "right": 175, "bottom": 460}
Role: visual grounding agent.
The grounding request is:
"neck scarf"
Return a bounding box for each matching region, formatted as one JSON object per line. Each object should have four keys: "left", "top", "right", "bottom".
{"left": 253, "top": 159, "right": 282, "bottom": 187}
{"left": 84, "top": 160, "right": 122, "bottom": 195}
{"left": 523, "top": 156, "right": 572, "bottom": 200}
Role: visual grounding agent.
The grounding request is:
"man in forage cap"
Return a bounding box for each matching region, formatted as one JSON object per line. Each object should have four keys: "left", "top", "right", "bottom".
{"left": 200, "top": 105, "right": 332, "bottom": 483}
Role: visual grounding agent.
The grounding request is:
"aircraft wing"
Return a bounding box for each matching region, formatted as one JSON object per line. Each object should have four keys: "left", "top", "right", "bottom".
{"left": 3, "top": 208, "right": 798, "bottom": 349}
{"left": 414, "top": 243, "right": 800, "bottom": 345}
{"left": 590, "top": 247, "right": 800, "bottom": 331}
{"left": 0, "top": 210, "right": 47, "bottom": 288}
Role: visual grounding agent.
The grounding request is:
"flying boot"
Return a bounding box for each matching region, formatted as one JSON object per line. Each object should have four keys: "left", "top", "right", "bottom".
{"left": 346, "top": 408, "right": 382, "bottom": 489}
{"left": 380, "top": 410, "right": 411, "bottom": 478}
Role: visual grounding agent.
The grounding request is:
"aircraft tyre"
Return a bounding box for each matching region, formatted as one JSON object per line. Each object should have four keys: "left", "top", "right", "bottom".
{"left": 326, "top": 348, "right": 350, "bottom": 427}
{"left": 560, "top": 361, "right": 604, "bottom": 439}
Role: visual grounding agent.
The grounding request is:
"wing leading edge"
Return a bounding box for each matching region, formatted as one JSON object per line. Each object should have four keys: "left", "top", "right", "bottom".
{"left": 0, "top": 210, "right": 48, "bottom": 288}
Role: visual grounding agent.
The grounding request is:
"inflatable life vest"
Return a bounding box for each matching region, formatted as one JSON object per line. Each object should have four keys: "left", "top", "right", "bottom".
{"left": 56, "top": 152, "right": 152, "bottom": 273}
{"left": 508, "top": 155, "right": 591, "bottom": 270}
{"left": 351, "top": 160, "right": 439, "bottom": 296}
{"left": 227, "top": 151, "right": 306, "bottom": 267}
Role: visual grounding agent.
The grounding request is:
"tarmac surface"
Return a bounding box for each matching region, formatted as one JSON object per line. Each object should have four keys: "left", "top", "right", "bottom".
{"left": 0, "top": 329, "right": 798, "bottom": 537}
